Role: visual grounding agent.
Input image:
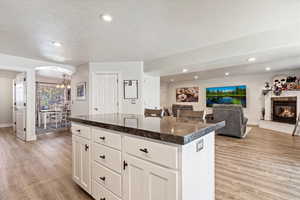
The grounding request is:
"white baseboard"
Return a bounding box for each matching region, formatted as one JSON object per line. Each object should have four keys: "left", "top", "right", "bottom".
{"left": 258, "top": 120, "right": 294, "bottom": 135}
{"left": 0, "top": 123, "right": 13, "bottom": 128}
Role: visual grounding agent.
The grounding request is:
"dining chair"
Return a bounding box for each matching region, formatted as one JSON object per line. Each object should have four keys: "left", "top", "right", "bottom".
{"left": 144, "top": 108, "right": 163, "bottom": 117}
{"left": 50, "top": 112, "right": 63, "bottom": 128}
{"left": 177, "top": 110, "right": 206, "bottom": 121}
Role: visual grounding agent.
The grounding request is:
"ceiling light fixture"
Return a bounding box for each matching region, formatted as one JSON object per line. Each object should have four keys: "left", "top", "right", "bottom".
{"left": 170, "top": 79, "right": 174, "bottom": 82}
{"left": 182, "top": 69, "right": 188, "bottom": 73}
{"left": 101, "top": 14, "right": 113, "bottom": 22}
{"left": 265, "top": 67, "right": 271, "bottom": 71}
{"left": 51, "top": 41, "right": 62, "bottom": 47}
{"left": 248, "top": 57, "right": 256, "bottom": 62}
{"left": 35, "top": 66, "right": 73, "bottom": 75}
{"left": 194, "top": 75, "right": 199, "bottom": 80}
{"left": 225, "top": 72, "right": 230, "bottom": 76}
{"left": 56, "top": 74, "right": 71, "bottom": 89}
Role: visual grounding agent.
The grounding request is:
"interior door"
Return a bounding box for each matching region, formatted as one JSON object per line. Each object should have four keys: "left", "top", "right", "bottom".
{"left": 12, "top": 79, "right": 16, "bottom": 133}
{"left": 92, "top": 73, "right": 119, "bottom": 114}
{"left": 15, "top": 73, "right": 26, "bottom": 141}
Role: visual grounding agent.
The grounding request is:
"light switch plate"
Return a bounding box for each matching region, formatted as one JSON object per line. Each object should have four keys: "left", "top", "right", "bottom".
{"left": 196, "top": 139, "right": 204, "bottom": 152}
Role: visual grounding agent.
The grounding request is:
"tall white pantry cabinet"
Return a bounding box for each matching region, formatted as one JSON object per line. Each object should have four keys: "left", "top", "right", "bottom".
{"left": 72, "top": 122, "right": 215, "bottom": 200}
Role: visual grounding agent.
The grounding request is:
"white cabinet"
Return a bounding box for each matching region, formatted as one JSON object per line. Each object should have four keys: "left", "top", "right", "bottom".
{"left": 72, "top": 135, "right": 91, "bottom": 193}
{"left": 72, "top": 123, "right": 215, "bottom": 200}
{"left": 123, "top": 154, "right": 178, "bottom": 200}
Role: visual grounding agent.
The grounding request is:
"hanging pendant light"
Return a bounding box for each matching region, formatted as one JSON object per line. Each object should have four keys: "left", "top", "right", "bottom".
{"left": 57, "top": 74, "right": 71, "bottom": 89}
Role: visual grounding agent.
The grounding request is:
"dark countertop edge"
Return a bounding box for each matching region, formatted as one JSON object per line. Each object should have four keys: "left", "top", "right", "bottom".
{"left": 69, "top": 117, "right": 225, "bottom": 145}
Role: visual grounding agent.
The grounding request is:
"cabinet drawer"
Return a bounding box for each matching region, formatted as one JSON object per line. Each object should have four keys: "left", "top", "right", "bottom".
{"left": 93, "top": 128, "right": 121, "bottom": 150}
{"left": 92, "top": 180, "right": 120, "bottom": 200}
{"left": 93, "top": 143, "right": 122, "bottom": 173}
{"left": 124, "top": 136, "right": 178, "bottom": 169}
{"left": 92, "top": 162, "right": 121, "bottom": 197}
{"left": 71, "top": 123, "right": 91, "bottom": 139}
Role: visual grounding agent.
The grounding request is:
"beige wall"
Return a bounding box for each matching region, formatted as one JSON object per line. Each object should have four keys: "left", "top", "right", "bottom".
{"left": 0, "top": 77, "right": 13, "bottom": 126}
{"left": 71, "top": 63, "right": 90, "bottom": 116}
{"left": 161, "top": 69, "right": 300, "bottom": 125}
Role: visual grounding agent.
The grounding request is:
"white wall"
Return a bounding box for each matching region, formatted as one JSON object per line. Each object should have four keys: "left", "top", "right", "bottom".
{"left": 0, "top": 77, "right": 13, "bottom": 127}
{"left": 161, "top": 69, "right": 300, "bottom": 125}
{"left": 0, "top": 53, "right": 74, "bottom": 141}
{"left": 89, "top": 62, "right": 144, "bottom": 115}
{"left": 143, "top": 74, "right": 160, "bottom": 109}
{"left": 71, "top": 63, "right": 90, "bottom": 116}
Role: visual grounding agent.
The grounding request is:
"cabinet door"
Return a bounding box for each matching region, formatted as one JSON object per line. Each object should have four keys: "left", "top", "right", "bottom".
{"left": 123, "top": 155, "right": 147, "bottom": 200}
{"left": 72, "top": 136, "right": 91, "bottom": 194}
{"left": 123, "top": 155, "right": 178, "bottom": 200}
{"left": 72, "top": 136, "right": 81, "bottom": 184}
{"left": 80, "top": 138, "right": 91, "bottom": 193}
{"left": 147, "top": 162, "right": 178, "bottom": 200}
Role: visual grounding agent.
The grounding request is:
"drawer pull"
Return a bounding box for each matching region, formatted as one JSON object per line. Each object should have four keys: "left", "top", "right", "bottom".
{"left": 76, "top": 129, "right": 81, "bottom": 132}
{"left": 99, "top": 155, "right": 106, "bottom": 159}
{"left": 84, "top": 144, "right": 89, "bottom": 151}
{"left": 139, "top": 148, "right": 149, "bottom": 153}
{"left": 99, "top": 136, "right": 106, "bottom": 140}
{"left": 99, "top": 176, "right": 106, "bottom": 181}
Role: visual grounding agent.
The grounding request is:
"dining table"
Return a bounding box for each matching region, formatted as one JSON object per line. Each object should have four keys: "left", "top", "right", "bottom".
{"left": 38, "top": 110, "right": 62, "bottom": 129}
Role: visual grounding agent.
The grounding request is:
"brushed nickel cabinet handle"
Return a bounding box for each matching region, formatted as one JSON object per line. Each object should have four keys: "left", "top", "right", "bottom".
{"left": 99, "top": 155, "right": 106, "bottom": 159}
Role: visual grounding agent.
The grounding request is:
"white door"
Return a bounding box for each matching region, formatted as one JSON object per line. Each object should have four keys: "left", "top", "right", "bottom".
{"left": 72, "top": 135, "right": 91, "bottom": 193}
{"left": 15, "top": 73, "right": 26, "bottom": 141}
{"left": 123, "top": 154, "right": 178, "bottom": 200}
{"left": 12, "top": 79, "right": 16, "bottom": 133}
{"left": 92, "top": 73, "right": 119, "bottom": 114}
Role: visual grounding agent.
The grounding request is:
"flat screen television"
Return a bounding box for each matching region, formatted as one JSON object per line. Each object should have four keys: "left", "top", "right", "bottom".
{"left": 206, "top": 85, "right": 246, "bottom": 107}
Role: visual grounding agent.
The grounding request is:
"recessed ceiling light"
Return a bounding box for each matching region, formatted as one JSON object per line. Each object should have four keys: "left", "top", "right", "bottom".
{"left": 248, "top": 57, "right": 256, "bottom": 62}
{"left": 101, "top": 14, "right": 113, "bottom": 22}
{"left": 182, "top": 68, "right": 188, "bottom": 73}
{"left": 194, "top": 75, "right": 199, "bottom": 80}
{"left": 225, "top": 72, "right": 230, "bottom": 76}
{"left": 265, "top": 67, "right": 271, "bottom": 71}
{"left": 170, "top": 79, "right": 174, "bottom": 82}
{"left": 51, "top": 41, "right": 62, "bottom": 47}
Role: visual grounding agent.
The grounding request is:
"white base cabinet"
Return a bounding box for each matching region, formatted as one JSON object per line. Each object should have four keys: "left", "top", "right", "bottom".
{"left": 123, "top": 154, "right": 178, "bottom": 200}
{"left": 72, "top": 135, "right": 91, "bottom": 193}
{"left": 72, "top": 123, "right": 215, "bottom": 200}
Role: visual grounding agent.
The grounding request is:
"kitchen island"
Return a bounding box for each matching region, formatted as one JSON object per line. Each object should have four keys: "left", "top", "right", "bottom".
{"left": 70, "top": 114, "right": 225, "bottom": 200}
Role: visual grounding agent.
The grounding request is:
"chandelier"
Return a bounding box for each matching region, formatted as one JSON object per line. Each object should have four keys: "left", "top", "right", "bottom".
{"left": 56, "top": 74, "right": 71, "bottom": 89}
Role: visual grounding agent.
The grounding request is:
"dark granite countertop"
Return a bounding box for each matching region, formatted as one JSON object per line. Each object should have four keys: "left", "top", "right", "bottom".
{"left": 69, "top": 114, "right": 225, "bottom": 145}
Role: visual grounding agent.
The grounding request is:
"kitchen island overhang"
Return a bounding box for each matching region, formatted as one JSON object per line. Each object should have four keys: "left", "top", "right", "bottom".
{"left": 69, "top": 114, "right": 225, "bottom": 145}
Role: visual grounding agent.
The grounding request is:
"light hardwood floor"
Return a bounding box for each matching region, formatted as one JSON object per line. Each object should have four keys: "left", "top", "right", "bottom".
{"left": 216, "top": 127, "right": 300, "bottom": 200}
{"left": 0, "top": 127, "right": 300, "bottom": 200}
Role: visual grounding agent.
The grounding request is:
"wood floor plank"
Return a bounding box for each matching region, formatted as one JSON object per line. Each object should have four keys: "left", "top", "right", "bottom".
{"left": 0, "top": 126, "right": 300, "bottom": 200}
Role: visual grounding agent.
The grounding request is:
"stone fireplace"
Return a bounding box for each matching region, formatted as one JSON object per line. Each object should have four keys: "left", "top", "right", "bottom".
{"left": 261, "top": 91, "right": 300, "bottom": 134}
{"left": 271, "top": 97, "right": 297, "bottom": 124}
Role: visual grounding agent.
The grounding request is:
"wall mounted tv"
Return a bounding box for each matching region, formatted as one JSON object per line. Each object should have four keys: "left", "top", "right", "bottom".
{"left": 206, "top": 85, "right": 246, "bottom": 107}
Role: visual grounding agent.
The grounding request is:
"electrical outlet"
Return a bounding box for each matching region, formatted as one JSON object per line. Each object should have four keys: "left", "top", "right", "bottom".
{"left": 196, "top": 139, "right": 204, "bottom": 152}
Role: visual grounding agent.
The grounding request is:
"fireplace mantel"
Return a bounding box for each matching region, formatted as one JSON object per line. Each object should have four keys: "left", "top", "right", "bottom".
{"left": 264, "top": 91, "right": 300, "bottom": 121}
